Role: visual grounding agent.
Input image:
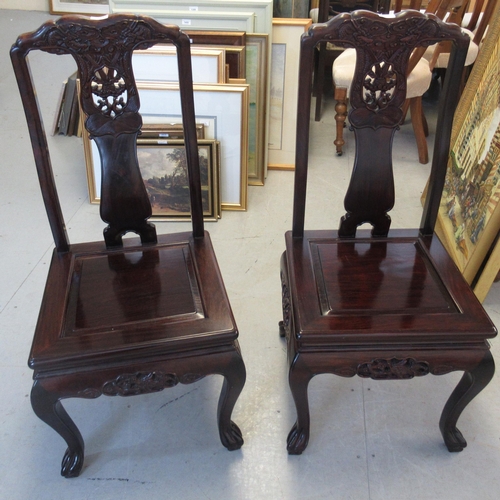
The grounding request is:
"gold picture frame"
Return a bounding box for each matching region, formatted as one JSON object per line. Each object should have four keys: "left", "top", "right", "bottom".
{"left": 136, "top": 83, "right": 249, "bottom": 211}
{"left": 433, "top": 1, "right": 500, "bottom": 300}
{"left": 133, "top": 45, "right": 227, "bottom": 84}
{"left": 246, "top": 33, "right": 269, "bottom": 185}
{"left": 268, "top": 18, "right": 312, "bottom": 170}
{"left": 83, "top": 134, "right": 221, "bottom": 221}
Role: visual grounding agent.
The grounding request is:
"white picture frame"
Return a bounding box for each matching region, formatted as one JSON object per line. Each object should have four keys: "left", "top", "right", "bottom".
{"left": 133, "top": 45, "right": 226, "bottom": 84}
{"left": 84, "top": 83, "right": 249, "bottom": 211}
{"left": 108, "top": 6, "right": 256, "bottom": 32}
{"left": 50, "top": 0, "right": 109, "bottom": 14}
{"left": 268, "top": 18, "right": 312, "bottom": 170}
{"left": 110, "top": 0, "right": 273, "bottom": 34}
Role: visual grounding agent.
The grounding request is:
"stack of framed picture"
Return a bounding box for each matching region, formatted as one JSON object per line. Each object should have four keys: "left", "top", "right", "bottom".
{"left": 428, "top": 0, "right": 500, "bottom": 301}
{"left": 82, "top": 43, "right": 252, "bottom": 216}
{"left": 109, "top": 0, "right": 272, "bottom": 186}
{"left": 52, "top": 0, "right": 317, "bottom": 216}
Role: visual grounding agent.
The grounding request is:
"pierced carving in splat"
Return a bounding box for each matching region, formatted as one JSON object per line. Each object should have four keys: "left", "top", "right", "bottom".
{"left": 91, "top": 67, "right": 128, "bottom": 118}
{"left": 363, "top": 61, "right": 396, "bottom": 111}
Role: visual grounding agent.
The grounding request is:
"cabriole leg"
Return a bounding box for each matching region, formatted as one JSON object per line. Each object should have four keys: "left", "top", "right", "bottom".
{"left": 287, "top": 357, "right": 313, "bottom": 455}
{"left": 31, "top": 380, "right": 85, "bottom": 478}
{"left": 439, "top": 351, "right": 495, "bottom": 452}
{"left": 217, "top": 351, "right": 246, "bottom": 451}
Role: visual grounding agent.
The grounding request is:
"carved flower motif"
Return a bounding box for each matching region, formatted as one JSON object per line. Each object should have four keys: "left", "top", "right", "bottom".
{"left": 357, "top": 358, "right": 430, "bottom": 380}
{"left": 91, "top": 66, "right": 128, "bottom": 118}
{"left": 363, "top": 62, "right": 397, "bottom": 111}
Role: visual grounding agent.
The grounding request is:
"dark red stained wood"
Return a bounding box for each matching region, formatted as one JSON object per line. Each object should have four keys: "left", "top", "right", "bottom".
{"left": 11, "top": 14, "right": 245, "bottom": 478}
{"left": 280, "top": 10, "right": 496, "bottom": 456}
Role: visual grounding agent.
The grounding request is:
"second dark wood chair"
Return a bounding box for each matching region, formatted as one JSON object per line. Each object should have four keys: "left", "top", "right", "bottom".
{"left": 11, "top": 14, "right": 246, "bottom": 478}
{"left": 280, "top": 10, "right": 496, "bottom": 454}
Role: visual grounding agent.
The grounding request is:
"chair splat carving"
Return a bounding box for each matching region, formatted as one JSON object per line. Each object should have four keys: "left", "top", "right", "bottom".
{"left": 12, "top": 16, "right": 204, "bottom": 247}
{"left": 307, "top": 11, "right": 470, "bottom": 237}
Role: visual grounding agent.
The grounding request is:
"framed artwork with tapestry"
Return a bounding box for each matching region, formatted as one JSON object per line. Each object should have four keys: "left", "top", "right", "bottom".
{"left": 433, "top": 1, "right": 500, "bottom": 301}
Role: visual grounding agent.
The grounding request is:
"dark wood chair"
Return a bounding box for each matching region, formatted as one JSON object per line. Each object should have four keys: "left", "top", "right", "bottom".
{"left": 279, "top": 10, "right": 497, "bottom": 455}
{"left": 10, "top": 14, "right": 246, "bottom": 478}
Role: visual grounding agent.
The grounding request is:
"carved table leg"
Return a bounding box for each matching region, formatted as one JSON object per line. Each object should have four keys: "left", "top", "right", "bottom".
{"left": 31, "top": 380, "right": 84, "bottom": 478}
{"left": 439, "top": 351, "right": 495, "bottom": 452}
{"left": 287, "top": 356, "right": 313, "bottom": 455}
{"left": 217, "top": 350, "right": 246, "bottom": 451}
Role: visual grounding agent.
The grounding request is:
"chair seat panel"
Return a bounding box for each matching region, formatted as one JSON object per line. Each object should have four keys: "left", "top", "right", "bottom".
{"left": 66, "top": 244, "right": 202, "bottom": 332}
{"left": 285, "top": 230, "right": 497, "bottom": 346}
{"left": 312, "top": 238, "right": 456, "bottom": 314}
{"left": 30, "top": 231, "right": 237, "bottom": 371}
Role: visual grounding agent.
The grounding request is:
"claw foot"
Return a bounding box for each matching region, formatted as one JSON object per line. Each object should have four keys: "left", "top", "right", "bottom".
{"left": 220, "top": 421, "right": 244, "bottom": 451}
{"left": 287, "top": 422, "right": 309, "bottom": 455}
{"left": 442, "top": 426, "right": 467, "bottom": 452}
{"left": 279, "top": 321, "right": 286, "bottom": 338}
{"left": 61, "top": 446, "right": 84, "bottom": 478}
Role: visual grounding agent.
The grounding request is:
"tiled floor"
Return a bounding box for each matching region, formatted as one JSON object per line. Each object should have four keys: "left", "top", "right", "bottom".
{"left": 1, "top": 9, "right": 499, "bottom": 500}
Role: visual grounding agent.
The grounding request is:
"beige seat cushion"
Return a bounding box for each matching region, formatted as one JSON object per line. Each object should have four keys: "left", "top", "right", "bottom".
{"left": 423, "top": 28, "right": 478, "bottom": 68}
{"left": 310, "top": 8, "right": 319, "bottom": 23}
{"left": 332, "top": 48, "right": 432, "bottom": 99}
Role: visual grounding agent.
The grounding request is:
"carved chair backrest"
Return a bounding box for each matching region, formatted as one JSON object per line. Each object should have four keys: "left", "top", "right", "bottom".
{"left": 10, "top": 15, "right": 204, "bottom": 251}
{"left": 292, "top": 10, "right": 470, "bottom": 238}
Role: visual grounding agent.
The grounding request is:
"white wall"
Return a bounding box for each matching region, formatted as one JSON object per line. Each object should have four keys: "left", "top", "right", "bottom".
{"left": 0, "top": 0, "right": 48, "bottom": 10}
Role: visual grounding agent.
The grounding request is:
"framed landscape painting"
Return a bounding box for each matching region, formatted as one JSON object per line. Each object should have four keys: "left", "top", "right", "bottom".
{"left": 83, "top": 136, "right": 221, "bottom": 222}
{"left": 136, "top": 139, "right": 221, "bottom": 221}
{"left": 434, "top": 1, "right": 500, "bottom": 299}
